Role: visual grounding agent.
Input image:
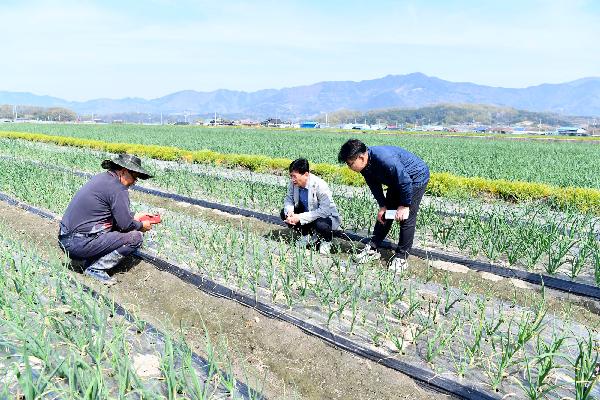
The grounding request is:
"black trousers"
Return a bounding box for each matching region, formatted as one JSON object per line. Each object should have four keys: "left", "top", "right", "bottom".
{"left": 280, "top": 204, "right": 333, "bottom": 242}
{"left": 371, "top": 182, "right": 428, "bottom": 259}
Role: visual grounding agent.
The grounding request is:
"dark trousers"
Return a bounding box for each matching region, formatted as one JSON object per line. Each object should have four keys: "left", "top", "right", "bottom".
{"left": 371, "top": 183, "right": 428, "bottom": 259}
{"left": 58, "top": 230, "right": 143, "bottom": 263}
{"left": 280, "top": 204, "right": 333, "bottom": 242}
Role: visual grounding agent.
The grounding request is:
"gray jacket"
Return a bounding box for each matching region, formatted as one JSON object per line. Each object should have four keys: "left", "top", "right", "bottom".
{"left": 284, "top": 173, "right": 341, "bottom": 230}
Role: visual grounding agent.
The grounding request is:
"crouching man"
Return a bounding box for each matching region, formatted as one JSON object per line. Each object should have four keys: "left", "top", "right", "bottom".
{"left": 58, "top": 154, "right": 155, "bottom": 285}
{"left": 281, "top": 158, "right": 341, "bottom": 254}
{"left": 338, "top": 139, "right": 429, "bottom": 272}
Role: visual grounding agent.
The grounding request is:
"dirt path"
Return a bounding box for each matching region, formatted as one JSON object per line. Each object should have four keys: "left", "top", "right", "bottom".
{"left": 0, "top": 201, "right": 449, "bottom": 400}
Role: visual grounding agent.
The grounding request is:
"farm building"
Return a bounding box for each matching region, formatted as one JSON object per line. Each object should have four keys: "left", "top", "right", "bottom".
{"left": 557, "top": 126, "right": 588, "bottom": 135}
{"left": 299, "top": 121, "right": 319, "bottom": 128}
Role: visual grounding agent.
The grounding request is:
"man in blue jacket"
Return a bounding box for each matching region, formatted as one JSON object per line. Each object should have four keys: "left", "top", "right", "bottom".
{"left": 338, "top": 139, "right": 429, "bottom": 271}
{"left": 58, "top": 154, "right": 155, "bottom": 285}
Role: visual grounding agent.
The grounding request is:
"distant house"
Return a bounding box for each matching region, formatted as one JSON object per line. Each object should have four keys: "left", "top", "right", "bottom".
{"left": 557, "top": 126, "right": 588, "bottom": 136}
{"left": 240, "top": 119, "right": 260, "bottom": 126}
{"left": 261, "top": 118, "right": 283, "bottom": 127}
{"left": 299, "top": 121, "right": 319, "bottom": 129}
{"left": 489, "top": 126, "right": 513, "bottom": 134}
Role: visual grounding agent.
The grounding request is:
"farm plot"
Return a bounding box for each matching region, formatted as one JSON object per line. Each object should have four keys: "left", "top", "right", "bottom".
{"left": 3, "top": 123, "right": 600, "bottom": 189}
{"left": 0, "top": 155, "right": 599, "bottom": 398}
{"left": 1, "top": 139, "right": 599, "bottom": 289}
{"left": 0, "top": 224, "right": 261, "bottom": 399}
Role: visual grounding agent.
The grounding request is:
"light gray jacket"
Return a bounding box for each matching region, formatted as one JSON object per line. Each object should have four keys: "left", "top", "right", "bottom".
{"left": 284, "top": 173, "right": 341, "bottom": 230}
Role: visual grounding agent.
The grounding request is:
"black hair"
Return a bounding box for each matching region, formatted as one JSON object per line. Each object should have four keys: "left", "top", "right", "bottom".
{"left": 289, "top": 158, "right": 310, "bottom": 174}
{"left": 338, "top": 139, "right": 367, "bottom": 163}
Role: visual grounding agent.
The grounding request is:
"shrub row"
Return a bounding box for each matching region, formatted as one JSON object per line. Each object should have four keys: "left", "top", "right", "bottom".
{"left": 2, "top": 130, "right": 598, "bottom": 213}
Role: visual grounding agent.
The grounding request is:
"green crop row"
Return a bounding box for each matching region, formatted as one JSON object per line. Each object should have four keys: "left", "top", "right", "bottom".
{"left": 2, "top": 130, "right": 600, "bottom": 213}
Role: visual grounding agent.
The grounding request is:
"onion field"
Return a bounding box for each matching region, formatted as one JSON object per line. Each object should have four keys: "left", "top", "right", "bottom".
{"left": 0, "top": 128, "right": 599, "bottom": 399}
{"left": 3, "top": 123, "right": 600, "bottom": 189}
{"left": 0, "top": 224, "right": 259, "bottom": 399}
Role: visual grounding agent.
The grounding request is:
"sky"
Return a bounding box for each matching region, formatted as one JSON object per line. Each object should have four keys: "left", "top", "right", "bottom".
{"left": 1, "top": 0, "right": 599, "bottom": 101}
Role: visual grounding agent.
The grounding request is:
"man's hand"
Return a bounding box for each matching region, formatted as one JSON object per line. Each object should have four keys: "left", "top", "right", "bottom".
{"left": 395, "top": 206, "right": 410, "bottom": 221}
{"left": 377, "top": 207, "right": 387, "bottom": 224}
{"left": 134, "top": 212, "right": 151, "bottom": 221}
{"left": 140, "top": 220, "right": 152, "bottom": 232}
{"left": 286, "top": 214, "right": 301, "bottom": 225}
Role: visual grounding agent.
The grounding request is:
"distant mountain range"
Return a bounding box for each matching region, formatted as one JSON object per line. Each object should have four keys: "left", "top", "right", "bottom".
{"left": 2, "top": 73, "right": 600, "bottom": 118}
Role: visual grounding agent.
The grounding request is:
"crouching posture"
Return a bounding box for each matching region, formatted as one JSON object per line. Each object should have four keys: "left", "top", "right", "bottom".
{"left": 338, "top": 139, "right": 429, "bottom": 271}
{"left": 58, "top": 154, "right": 155, "bottom": 284}
{"left": 281, "top": 158, "right": 341, "bottom": 254}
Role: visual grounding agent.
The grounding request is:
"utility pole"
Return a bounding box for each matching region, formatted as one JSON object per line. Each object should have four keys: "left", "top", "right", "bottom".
{"left": 160, "top": 112, "right": 163, "bottom": 125}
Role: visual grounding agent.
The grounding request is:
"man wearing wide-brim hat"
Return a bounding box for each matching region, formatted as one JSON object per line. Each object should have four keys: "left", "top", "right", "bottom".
{"left": 58, "top": 154, "right": 156, "bottom": 285}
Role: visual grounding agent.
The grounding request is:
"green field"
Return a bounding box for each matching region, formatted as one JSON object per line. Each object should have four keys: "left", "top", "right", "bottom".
{"left": 1, "top": 126, "right": 600, "bottom": 398}
{"left": 4, "top": 123, "right": 600, "bottom": 189}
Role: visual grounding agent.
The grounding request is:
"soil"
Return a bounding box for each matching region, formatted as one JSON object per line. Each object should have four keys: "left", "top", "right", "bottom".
{"left": 0, "top": 200, "right": 448, "bottom": 400}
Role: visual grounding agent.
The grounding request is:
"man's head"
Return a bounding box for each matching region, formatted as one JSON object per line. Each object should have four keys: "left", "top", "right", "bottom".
{"left": 338, "top": 139, "right": 368, "bottom": 172}
{"left": 115, "top": 168, "right": 140, "bottom": 187}
{"left": 289, "top": 158, "right": 310, "bottom": 188}
{"left": 101, "top": 154, "right": 152, "bottom": 187}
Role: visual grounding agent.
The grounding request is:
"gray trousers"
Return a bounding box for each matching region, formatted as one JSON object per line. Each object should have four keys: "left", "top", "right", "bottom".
{"left": 58, "top": 230, "right": 142, "bottom": 268}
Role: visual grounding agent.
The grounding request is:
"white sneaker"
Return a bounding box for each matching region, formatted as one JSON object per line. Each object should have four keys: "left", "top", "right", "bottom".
{"left": 389, "top": 256, "right": 408, "bottom": 273}
{"left": 319, "top": 241, "right": 332, "bottom": 255}
{"left": 353, "top": 244, "right": 381, "bottom": 264}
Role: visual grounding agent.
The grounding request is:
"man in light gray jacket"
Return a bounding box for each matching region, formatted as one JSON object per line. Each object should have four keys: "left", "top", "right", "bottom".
{"left": 281, "top": 158, "right": 341, "bottom": 254}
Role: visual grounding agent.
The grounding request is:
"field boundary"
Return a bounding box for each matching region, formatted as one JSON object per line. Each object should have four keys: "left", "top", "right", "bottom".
{"left": 0, "top": 190, "right": 498, "bottom": 400}
{"left": 2, "top": 130, "right": 599, "bottom": 213}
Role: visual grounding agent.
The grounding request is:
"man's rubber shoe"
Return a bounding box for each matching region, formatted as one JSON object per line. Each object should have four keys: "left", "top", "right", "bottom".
{"left": 84, "top": 267, "right": 116, "bottom": 286}
{"left": 353, "top": 244, "right": 381, "bottom": 264}
{"left": 319, "top": 241, "right": 332, "bottom": 255}
{"left": 389, "top": 255, "right": 408, "bottom": 273}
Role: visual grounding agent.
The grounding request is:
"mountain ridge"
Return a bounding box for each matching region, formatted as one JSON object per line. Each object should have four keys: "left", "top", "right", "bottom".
{"left": 2, "top": 73, "right": 599, "bottom": 118}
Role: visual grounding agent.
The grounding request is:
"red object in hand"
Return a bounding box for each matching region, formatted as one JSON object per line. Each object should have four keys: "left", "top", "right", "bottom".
{"left": 139, "top": 213, "right": 161, "bottom": 224}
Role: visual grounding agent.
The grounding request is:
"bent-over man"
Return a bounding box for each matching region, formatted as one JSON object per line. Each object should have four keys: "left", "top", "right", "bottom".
{"left": 281, "top": 158, "right": 341, "bottom": 254}
{"left": 58, "top": 154, "right": 156, "bottom": 284}
{"left": 338, "top": 139, "right": 429, "bottom": 271}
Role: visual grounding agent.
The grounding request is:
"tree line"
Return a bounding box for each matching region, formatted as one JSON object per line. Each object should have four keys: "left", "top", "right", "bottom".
{"left": 0, "top": 105, "right": 77, "bottom": 121}
{"left": 315, "top": 104, "right": 574, "bottom": 126}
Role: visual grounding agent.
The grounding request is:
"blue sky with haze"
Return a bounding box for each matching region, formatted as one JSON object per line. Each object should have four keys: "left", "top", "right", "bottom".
{"left": 2, "top": 0, "right": 598, "bottom": 100}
